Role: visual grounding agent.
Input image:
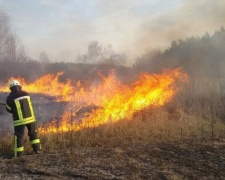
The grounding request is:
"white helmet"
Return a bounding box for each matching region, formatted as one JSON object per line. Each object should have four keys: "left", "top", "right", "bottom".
{"left": 9, "top": 80, "right": 21, "bottom": 89}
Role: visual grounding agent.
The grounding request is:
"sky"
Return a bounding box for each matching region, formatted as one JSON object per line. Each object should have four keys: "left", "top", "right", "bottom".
{"left": 0, "top": 0, "right": 225, "bottom": 64}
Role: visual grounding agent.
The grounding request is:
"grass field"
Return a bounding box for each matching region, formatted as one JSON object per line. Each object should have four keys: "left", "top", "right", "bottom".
{"left": 1, "top": 80, "right": 225, "bottom": 179}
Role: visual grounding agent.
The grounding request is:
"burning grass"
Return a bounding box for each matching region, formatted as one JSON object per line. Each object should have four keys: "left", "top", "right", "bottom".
{"left": 1, "top": 68, "right": 225, "bottom": 158}
{"left": 36, "top": 68, "right": 187, "bottom": 134}
{"left": 0, "top": 68, "right": 187, "bottom": 134}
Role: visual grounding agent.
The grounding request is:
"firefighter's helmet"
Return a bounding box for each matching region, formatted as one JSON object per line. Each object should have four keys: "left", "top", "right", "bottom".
{"left": 9, "top": 80, "right": 21, "bottom": 89}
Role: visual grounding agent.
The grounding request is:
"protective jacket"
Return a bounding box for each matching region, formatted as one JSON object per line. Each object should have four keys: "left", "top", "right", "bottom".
{"left": 6, "top": 86, "right": 35, "bottom": 126}
{"left": 6, "top": 85, "right": 41, "bottom": 157}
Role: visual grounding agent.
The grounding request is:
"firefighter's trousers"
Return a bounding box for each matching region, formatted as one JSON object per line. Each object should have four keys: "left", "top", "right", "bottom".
{"left": 14, "top": 122, "right": 41, "bottom": 157}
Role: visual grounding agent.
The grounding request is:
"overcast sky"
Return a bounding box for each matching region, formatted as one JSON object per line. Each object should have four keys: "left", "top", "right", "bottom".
{"left": 0, "top": 0, "right": 224, "bottom": 64}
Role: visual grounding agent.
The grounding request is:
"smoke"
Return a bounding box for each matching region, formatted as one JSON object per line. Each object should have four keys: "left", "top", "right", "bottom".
{"left": 135, "top": 0, "right": 225, "bottom": 60}
{"left": 1, "top": 0, "right": 225, "bottom": 64}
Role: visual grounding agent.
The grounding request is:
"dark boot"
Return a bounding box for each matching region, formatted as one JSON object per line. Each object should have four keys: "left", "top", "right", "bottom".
{"left": 32, "top": 143, "right": 41, "bottom": 154}
{"left": 16, "top": 151, "right": 23, "bottom": 157}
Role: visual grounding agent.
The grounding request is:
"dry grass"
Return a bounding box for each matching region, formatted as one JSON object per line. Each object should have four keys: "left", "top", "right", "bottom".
{"left": 38, "top": 103, "right": 225, "bottom": 153}
{"left": 1, "top": 98, "right": 225, "bottom": 156}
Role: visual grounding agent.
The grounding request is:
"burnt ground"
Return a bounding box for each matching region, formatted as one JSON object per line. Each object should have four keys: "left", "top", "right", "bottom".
{"left": 0, "top": 141, "right": 225, "bottom": 180}
{"left": 0, "top": 92, "right": 69, "bottom": 134}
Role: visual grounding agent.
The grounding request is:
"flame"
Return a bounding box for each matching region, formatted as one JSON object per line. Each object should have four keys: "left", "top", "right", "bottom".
{"left": 38, "top": 68, "right": 187, "bottom": 134}
{"left": 0, "top": 68, "right": 187, "bottom": 134}
{"left": 0, "top": 72, "right": 74, "bottom": 101}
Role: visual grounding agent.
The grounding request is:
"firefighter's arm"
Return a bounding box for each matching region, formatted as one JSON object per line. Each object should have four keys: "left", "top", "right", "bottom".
{"left": 6, "top": 98, "right": 12, "bottom": 113}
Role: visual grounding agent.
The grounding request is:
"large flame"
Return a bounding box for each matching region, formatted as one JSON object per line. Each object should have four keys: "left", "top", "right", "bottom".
{"left": 38, "top": 68, "right": 186, "bottom": 134}
{"left": 0, "top": 68, "right": 187, "bottom": 134}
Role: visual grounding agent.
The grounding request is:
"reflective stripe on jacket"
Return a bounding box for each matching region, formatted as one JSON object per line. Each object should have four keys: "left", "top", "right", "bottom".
{"left": 13, "top": 96, "right": 35, "bottom": 126}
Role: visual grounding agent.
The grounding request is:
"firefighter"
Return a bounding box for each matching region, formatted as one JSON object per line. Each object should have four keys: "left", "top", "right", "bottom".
{"left": 6, "top": 80, "right": 41, "bottom": 157}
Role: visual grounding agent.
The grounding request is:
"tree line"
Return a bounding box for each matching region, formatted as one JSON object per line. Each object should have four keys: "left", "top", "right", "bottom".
{"left": 134, "top": 27, "right": 225, "bottom": 78}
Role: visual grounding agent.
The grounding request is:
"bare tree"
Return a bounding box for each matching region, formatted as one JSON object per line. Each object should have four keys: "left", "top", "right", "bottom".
{"left": 77, "top": 41, "right": 126, "bottom": 65}
{"left": 39, "top": 51, "right": 50, "bottom": 64}
{"left": 15, "top": 44, "right": 28, "bottom": 62}
{"left": 0, "top": 8, "right": 28, "bottom": 62}
{"left": 0, "top": 8, "right": 15, "bottom": 62}
{"left": 87, "top": 41, "right": 102, "bottom": 64}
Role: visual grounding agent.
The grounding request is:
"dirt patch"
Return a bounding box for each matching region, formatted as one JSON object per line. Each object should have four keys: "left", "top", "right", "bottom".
{"left": 1, "top": 141, "right": 225, "bottom": 179}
